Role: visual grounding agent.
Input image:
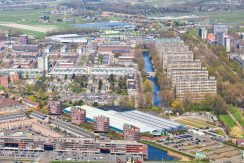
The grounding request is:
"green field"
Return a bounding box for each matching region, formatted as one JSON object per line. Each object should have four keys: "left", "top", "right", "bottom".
{"left": 0, "top": 9, "right": 73, "bottom": 38}
{"left": 229, "top": 106, "right": 244, "bottom": 128}
{"left": 203, "top": 10, "right": 244, "bottom": 24}
{"left": 219, "top": 115, "right": 236, "bottom": 128}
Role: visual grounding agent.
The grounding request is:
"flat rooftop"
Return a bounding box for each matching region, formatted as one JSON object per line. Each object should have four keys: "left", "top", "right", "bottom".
{"left": 80, "top": 105, "right": 186, "bottom": 133}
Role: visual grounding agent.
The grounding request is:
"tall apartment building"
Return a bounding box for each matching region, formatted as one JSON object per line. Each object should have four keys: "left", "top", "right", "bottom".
{"left": 71, "top": 107, "right": 86, "bottom": 125}
{"left": 167, "top": 60, "right": 202, "bottom": 77}
{"left": 199, "top": 27, "right": 208, "bottom": 40}
{"left": 170, "top": 68, "right": 209, "bottom": 88}
{"left": 176, "top": 77, "right": 217, "bottom": 101}
{"left": 162, "top": 52, "right": 194, "bottom": 69}
{"left": 48, "top": 100, "right": 62, "bottom": 115}
{"left": 93, "top": 116, "right": 109, "bottom": 133}
{"left": 37, "top": 53, "right": 49, "bottom": 71}
{"left": 123, "top": 124, "right": 140, "bottom": 142}
{"left": 156, "top": 40, "right": 217, "bottom": 101}
{"left": 0, "top": 76, "right": 9, "bottom": 88}
{"left": 224, "top": 36, "right": 231, "bottom": 53}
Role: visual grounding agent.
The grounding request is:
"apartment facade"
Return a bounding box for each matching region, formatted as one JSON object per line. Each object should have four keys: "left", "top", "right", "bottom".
{"left": 71, "top": 107, "right": 86, "bottom": 125}
{"left": 123, "top": 124, "right": 140, "bottom": 142}
{"left": 170, "top": 68, "right": 209, "bottom": 88}
{"left": 166, "top": 60, "right": 202, "bottom": 77}
{"left": 93, "top": 116, "right": 109, "bottom": 133}
{"left": 48, "top": 100, "right": 62, "bottom": 115}
{"left": 176, "top": 77, "right": 217, "bottom": 101}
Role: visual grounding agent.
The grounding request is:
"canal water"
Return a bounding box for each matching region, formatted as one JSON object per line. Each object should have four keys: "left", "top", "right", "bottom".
{"left": 142, "top": 51, "right": 160, "bottom": 106}
{"left": 148, "top": 145, "right": 178, "bottom": 161}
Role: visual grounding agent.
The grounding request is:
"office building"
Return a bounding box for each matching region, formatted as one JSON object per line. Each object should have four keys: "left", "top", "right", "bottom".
{"left": 71, "top": 107, "right": 86, "bottom": 125}
{"left": 123, "top": 124, "right": 140, "bottom": 142}
{"left": 93, "top": 116, "right": 109, "bottom": 133}
{"left": 48, "top": 100, "right": 62, "bottom": 115}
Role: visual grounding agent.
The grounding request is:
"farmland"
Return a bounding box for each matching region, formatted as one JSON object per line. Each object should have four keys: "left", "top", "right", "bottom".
{"left": 0, "top": 9, "right": 72, "bottom": 38}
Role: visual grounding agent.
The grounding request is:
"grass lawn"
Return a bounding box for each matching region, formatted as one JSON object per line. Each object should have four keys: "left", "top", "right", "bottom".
{"left": 214, "top": 129, "right": 225, "bottom": 136}
{"left": 229, "top": 106, "right": 244, "bottom": 128}
{"left": 0, "top": 8, "right": 73, "bottom": 38}
{"left": 0, "top": 25, "right": 45, "bottom": 39}
{"left": 219, "top": 115, "right": 236, "bottom": 128}
{"left": 203, "top": 10, "right": 244, "bottom": 24}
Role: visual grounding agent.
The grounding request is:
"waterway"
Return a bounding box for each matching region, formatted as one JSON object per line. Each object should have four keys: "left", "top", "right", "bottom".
{"left": 142, "top": 51, "right": 160, "bottom": 106}
{"left": 148, "top": 145, "right": 177, "bottom": 161}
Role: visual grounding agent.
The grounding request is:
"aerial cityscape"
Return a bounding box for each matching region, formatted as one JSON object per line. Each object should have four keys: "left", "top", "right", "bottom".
{"left": 0, "top": 0, "right": 243, "bottom": 163}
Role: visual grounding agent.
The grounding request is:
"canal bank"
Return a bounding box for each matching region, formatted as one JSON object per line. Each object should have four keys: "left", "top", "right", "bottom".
{"left": 142, "top": 51, "right": 160, "bottom": 106}
{"left": 143, "top": 140, "right": 194, "bottom": 161}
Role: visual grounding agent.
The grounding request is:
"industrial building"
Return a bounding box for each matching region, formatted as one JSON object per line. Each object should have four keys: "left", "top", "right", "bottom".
{"left": 80, "top": 105, "right": 186, "bottom": 133}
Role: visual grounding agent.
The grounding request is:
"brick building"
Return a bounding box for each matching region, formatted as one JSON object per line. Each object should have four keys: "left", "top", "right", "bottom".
{"left": 48, "top": 100, "right": 62, "bottom": 115}
{"left": 123, "top": 124, "right": 140, "bottom": 142}
{"left": 93, "top": 116, "right": 109, "bottom": 133}
{"left": 0, "top": 76, "right": 9, "bottom": 88}
{"left": 71, "top": 107, "right": 86, "bottom": 125}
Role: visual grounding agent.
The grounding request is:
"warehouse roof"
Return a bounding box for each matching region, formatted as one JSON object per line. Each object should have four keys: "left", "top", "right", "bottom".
{"left": 80, "top": 105, "right": 186, "bottom": 133}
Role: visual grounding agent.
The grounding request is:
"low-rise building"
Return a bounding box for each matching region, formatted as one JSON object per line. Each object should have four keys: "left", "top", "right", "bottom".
{"left": 22, "top": 98, "right": 39, "bottom": 108}
{"left": 0, "top": 75, "right": 9, "bottom": 88}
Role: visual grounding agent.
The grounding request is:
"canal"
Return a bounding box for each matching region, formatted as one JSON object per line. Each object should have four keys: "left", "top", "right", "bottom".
{"left": 143, "top": 51, "right": 178, "bottom": 161}
{"left": 148, "top": 145, "right": 178, "bottom": 161}
{"left": 142, "top": 51, "right": 160, "bottom": 106}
